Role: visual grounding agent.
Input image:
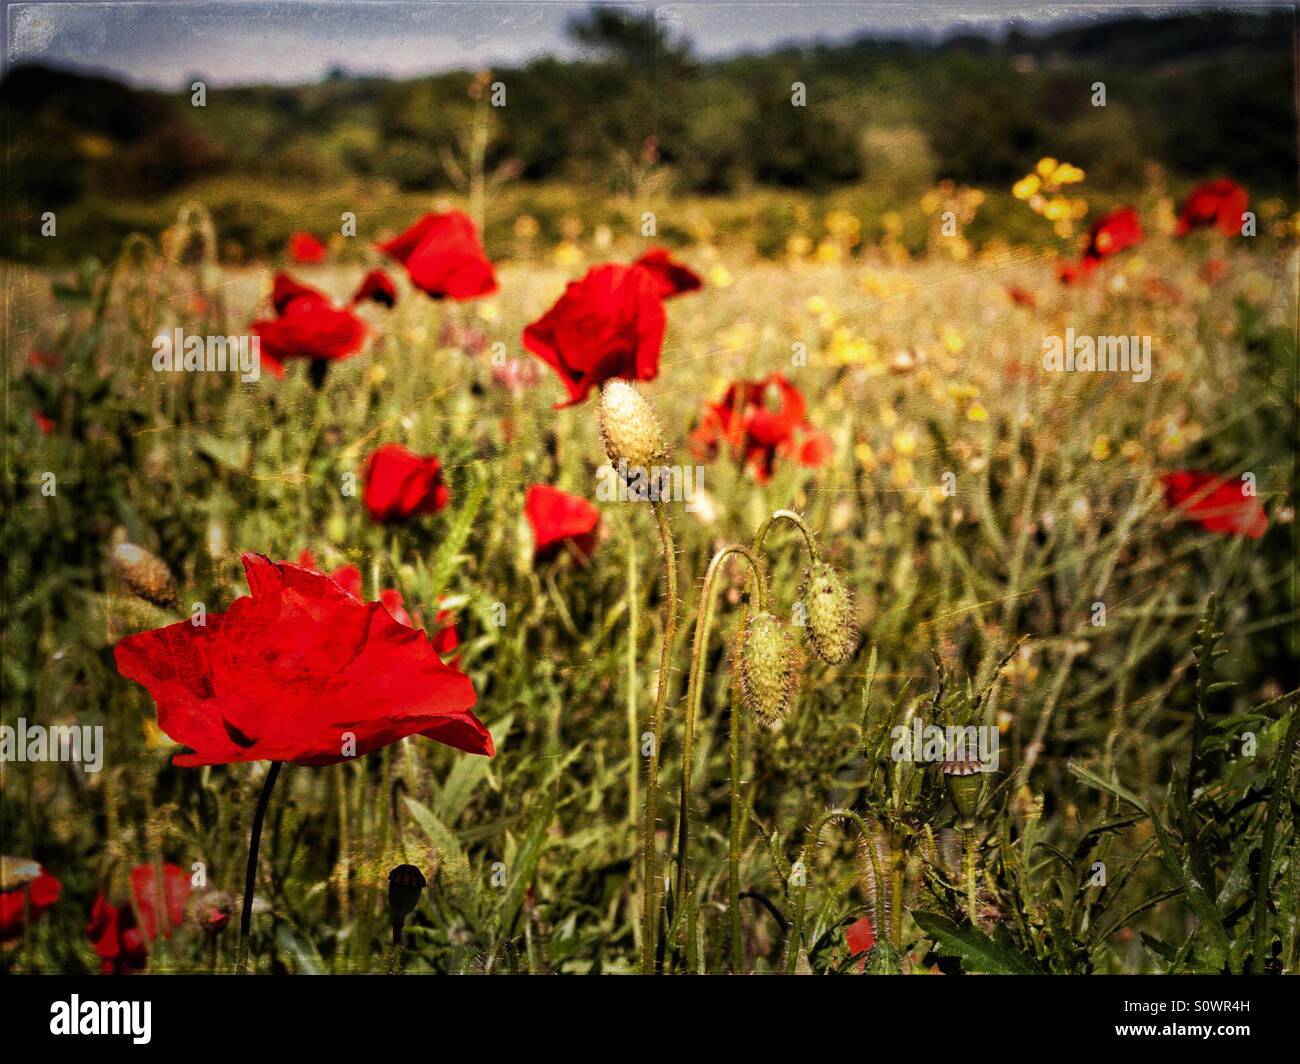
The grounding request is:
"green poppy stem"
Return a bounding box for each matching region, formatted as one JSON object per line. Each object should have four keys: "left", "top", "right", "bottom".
{"left": 678, "top": 544, "right": 766, "bottom": 970}
{"left": 641, "top": 502, "right": 678, "bottom": 974}
{"left": 237, "top": 760, "right": 282, "bottom": 973}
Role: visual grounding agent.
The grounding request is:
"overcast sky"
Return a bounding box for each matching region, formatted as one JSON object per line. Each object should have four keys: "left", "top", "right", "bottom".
{"left": 3, "top": 1, "right": 1286, "bottom": 88}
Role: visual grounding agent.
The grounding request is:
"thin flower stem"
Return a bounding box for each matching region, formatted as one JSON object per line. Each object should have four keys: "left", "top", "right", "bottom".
{"left": 641, "top": 502, "right": 678, "bottom": 974}
{"left": 964, "top": 829, "right": 979, "bottom": 925}
{"left": 626, "top": 526, "right": 639, "bottom": 829}
{"left": 785, "top": 807, "right": 876, "bottom": 974}
{"left": 237, "top": 760, "right": 282, "bottom": 974}
{"left": 678, "top": 544, "right": 767, "bottom": 969}
{"left": 727, "top": 510, "right": 820, "bottom": 971}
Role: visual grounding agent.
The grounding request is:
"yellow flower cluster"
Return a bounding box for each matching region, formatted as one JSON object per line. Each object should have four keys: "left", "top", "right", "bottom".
{"left": 1013, "top": 157, "right": 1089, "bottom": 237}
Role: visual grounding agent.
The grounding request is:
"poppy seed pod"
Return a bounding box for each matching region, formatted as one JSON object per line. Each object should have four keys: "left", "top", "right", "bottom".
{"left": 598, "top": 380, "right": 666, "bottom": 470}
{"left": 111, "top": 542, "right": 178, "bottom": 609}
{"left": 738, "top": 612, "right": 799, "bottom": 725}
{"left": 941, "top": 752, "right": 987, "bottom": 826}
{"left": 802, "top": 562, "right": 856, "bottom": 664}
{"left": 387, "top": 864, "right": 426, "bottom": 923}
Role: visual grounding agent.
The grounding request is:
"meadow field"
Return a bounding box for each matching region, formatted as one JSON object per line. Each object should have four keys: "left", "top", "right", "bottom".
{"left": 2, "top": 5, "right": 1298, "bottom": 979}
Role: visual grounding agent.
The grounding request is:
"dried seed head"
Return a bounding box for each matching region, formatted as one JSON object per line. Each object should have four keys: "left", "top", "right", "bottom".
{"left": 738, "top": 611, "right": 799, "bottom": 725}
{"left": 387, "top": 863, "right": 427, "bottom": 922}
{"left": 598, "top": 380, "right": 666, "bottom": 470}
{"left": 802, "top": 562, "right": 857, "bottom": 664}
{"left": 111, "top": 542, "right": 178, "bottom": 608}
{"left": 941, "top": 752, "right": 988, "bottom": 825}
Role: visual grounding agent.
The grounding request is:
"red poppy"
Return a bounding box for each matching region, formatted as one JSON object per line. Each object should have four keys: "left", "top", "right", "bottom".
{"left": 295, "top": 550, "right": 362, "bottom": 600}
{"left": 1161, "top": 471, "right": 1267, "bottom": 539}
{"left": 33, "top": 411, "right": 54, "bottom": 435}
{"left": 1056, "top": 258, "right": 1093, "bottom": 285}
{"left": 362, "top": 444, "right": 450, "bottom": 524}
{"left": 114, "top": 553, "right": 491, "bottom": 765}
{"left": 87, "top": 894, "right": 148, "bottom": 974}
{"left": 845, "top": 915, "right": 875, "bottom": 970}
{"left": 376, "top": 210, "right": 497, "bottom": 300}
{"left": 288, "top": 232, "right": 328, "bottom": 264}
{"left": 633, "top": 248, "right": 703, "bottom": 299}
{"left": 352, "top": 268, "right": 398, "bottom": 308}
{"left": 690, "top": 374, "right": 830, "bottom": 483}
{"left": 430, "top": 605, "right": 461, "bottom": 666}
{"left": 84, "top": 862, "right": 189, "bottom": 974}
{"left": 1005, "top": 284, "right": 1037, "bottom": 308}
{"left": 523, "top": 264, "right": 666, "bottom": 407}
{"left": 1176, "top": 180, "right": 1248, "bottom": 238}
{"left": 1082, "top": 207, "right": 1142, "bottom": 265}
{"left": 129, "top": 863, "right": 191, "bottom": 942}
{"left": 0, "top": 860, "right": 61, "bottom": 941}
{"left": 525, "top": 485, "right": 600, "bottom": 561}
{"left": 250, "top": 273, "right": 367, "bottom": 377}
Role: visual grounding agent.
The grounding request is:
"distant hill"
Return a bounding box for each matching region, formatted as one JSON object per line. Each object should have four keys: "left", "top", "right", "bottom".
{"left": 1, "top": 8, "right": 1293, "bottom": 263}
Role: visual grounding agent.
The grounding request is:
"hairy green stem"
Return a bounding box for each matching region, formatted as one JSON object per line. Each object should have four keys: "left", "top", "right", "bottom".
{"left": 1251, "top": 700, "right": 1299, "bottom": 973}
{"left": 726, "top": 510, "right": 818, "bottom": 972}
{"left": 641, "top": 502, "right": 678, "bottom": 974}
{"left": 678, "top": 544, "right": 767, "bottom": 970}
{"left": 785, "top": 807, "right": 877, "bottom": 973}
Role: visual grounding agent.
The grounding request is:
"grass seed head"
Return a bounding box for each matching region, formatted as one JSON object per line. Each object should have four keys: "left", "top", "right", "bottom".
{"left": 739, "top": 611, "right": 799, "bottom": 725}
{"left": 802, "top": 561, "right": 857, "bottom": 664}
{"left": 598, "top": 380, "right": 666, "bottom": 470}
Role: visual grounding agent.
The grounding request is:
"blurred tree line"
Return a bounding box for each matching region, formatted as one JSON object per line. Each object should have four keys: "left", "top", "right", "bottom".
{"left": 1, "top": 8, "right": 1293, "bottom": 262}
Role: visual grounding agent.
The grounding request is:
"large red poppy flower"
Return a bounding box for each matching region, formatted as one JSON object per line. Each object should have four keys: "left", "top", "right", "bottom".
{"left": 114, "top": 553, "right": 491, "bottom": 765}
{"left": 352, "top": 268, "right": 398, "bottom": 308}
{"left": 690, "top": 374, "right": 831, "bottom": 483}
{"left": 363, "top": 444, "right": 450, "bottom": 524}
{"left": 523, "top": 264, "right": 666, "bottom": 407}
{"left": 1161, "top": 471, "right": 1267, "bottom": 539}
{"left": 288, "top": 232, "right": 327, "bottom": 264}
{"left": 0, "top": 860, "right": 61, "bottom": 941}
{"left": 250, "top": 273, "right": 367, "bottom": 376}
{"left": 1176, "top": 179, "right": 1249, "bottom": 238}
{"left": 525, "top": 485, "right": 600, "bottom": 561}
{"left": 376, "top": 210, "right": 497, "bottom": 300}
{"left": 296, "top": 551, "right": 458, "bottom": 662}
{"left": 1082, "top": 206, "right": 1142, "bottom": 265}
{"left": 633, "top": 248, "right": 703, "bottom": 299}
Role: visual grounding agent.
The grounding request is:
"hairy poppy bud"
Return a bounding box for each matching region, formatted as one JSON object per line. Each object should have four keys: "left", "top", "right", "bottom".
{"left": 598, "top": 380, "right": 666, "bottom": 470}
{"left": 802, "top": 562, "right": 856, "bottom": 664}
{"left": 193, "top": 889, "right": 233, "bottom": 936}
{"left": 111, "top": 542, "right": 178, "bottom": 608}
{"left": 387, "top": 864, "right": 426, "bottom": 923}
{"left": 942, "top": 753, "right": 987, "bottom": 827}
{"left": 738, "top": 612, "right": 799, "bottom": 725}
{"left": 854, "top": 819, "right": 893, "bottom": 942}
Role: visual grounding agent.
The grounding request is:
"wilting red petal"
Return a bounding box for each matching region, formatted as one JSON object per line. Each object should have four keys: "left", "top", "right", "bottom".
{"left": 377, "top": 211, "right": 497, "bottom": 300}
{"left": 352, "top": 268, "right": 398, "bottom": 308}
{"left": 525, "top": 485, "right": 600, "bottom": 560}
{"left": 1161, "top": 471, "right": 1267, "bottom": 539}
{"left": 522, "top": 263, "right": 665, "bottom": 407}
{"left": 633, "top": 248, "right": 703, "bottom": 299}
{"left": 114, "top": 554, "right": 491, "bottom": 766}
{"left": 288, "top": 232, "right": 328, "bottom": 264}
{"left": 363, "top": 444, "right": 449, "bottom": 523}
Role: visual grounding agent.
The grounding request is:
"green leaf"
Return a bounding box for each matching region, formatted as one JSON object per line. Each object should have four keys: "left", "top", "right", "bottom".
{"left": 913, "top": 911, "right": 1043, "bottom": 974}
{"left": 438, "top": 714, "right": 513, "bottom": 825}
{"left": 403, "top": 796, "right": 462, "bottom": 862}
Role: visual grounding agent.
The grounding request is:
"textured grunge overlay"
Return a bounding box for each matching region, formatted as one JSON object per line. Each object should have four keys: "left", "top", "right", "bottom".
{"left": 1, "top": 0, "right": 1297, "bottom": 984}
